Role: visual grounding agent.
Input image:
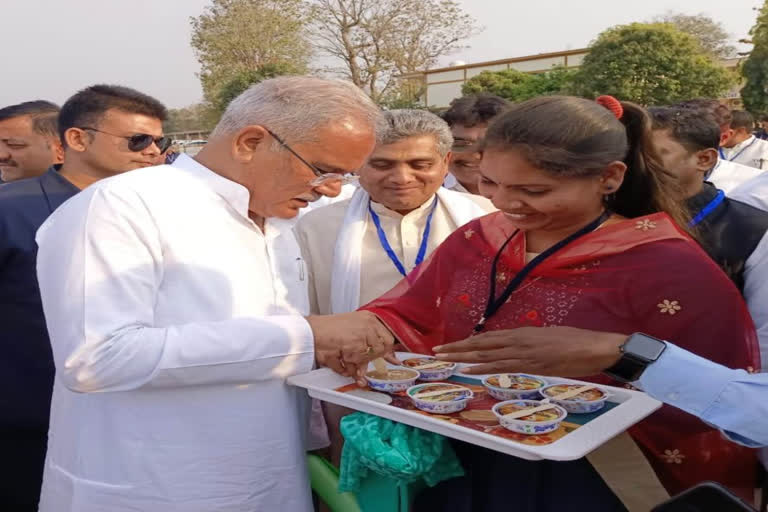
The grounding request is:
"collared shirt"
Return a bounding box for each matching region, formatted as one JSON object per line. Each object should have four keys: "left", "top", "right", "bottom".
{"left": 35, "top": 154, "right": 315, "bottom": 512}
{"left": 638, "top": 343, "right": 768, "bottom": 447}
{"left": 301, "top": 182, "right": 359, "bottom": 213}
{"left": 730, "top": 171, "right": 768, "bottom": 213}
{"left": 706, "top": 159, "right": 763, "bottom": 193}
{"left": 443, "top": 172, "right": 469, "bottom": 193}
{"left": 720, "top": 135, "right": 768, "bottom": 169}
{"left": 296, "top": 194, "right": 492, "bottom": 314}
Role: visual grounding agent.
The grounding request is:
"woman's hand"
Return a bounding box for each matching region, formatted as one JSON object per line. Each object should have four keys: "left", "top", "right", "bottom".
{"left": 433, "top": 326, "right": 626, "bottom": 377}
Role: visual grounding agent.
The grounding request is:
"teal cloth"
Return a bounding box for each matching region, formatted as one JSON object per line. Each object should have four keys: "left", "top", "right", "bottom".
{"left": 338, "top": 412, "right": 464, "bottom": 493}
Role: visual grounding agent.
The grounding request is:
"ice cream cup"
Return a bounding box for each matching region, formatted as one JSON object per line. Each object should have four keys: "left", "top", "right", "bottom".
{"left": 407, "top": 383, "right": 473, "bottom": 414}
{"left": 492, "top": 399, "right": 567, "bottom": 435}
{"left": 482, "top": 373, "right": 548, "bottom": 401}
{"left": 402, "top": 356, "right": 457, "bottom": 381}
{"left": 365, "top": 367, "right": 420, "bottom": 393}
{"left": 539, "top": 383, "right": 609, "bottom": 414}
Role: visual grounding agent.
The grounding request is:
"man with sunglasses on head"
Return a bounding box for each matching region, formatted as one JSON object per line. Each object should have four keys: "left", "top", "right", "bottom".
{"left": 0, "top": 84, "right": 167, "bottom": 511}
{"left": 34, "top": 76, "right": 394, "bottom": 512}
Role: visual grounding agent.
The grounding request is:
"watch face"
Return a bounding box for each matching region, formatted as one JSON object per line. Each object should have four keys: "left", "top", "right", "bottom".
{"left": 625, "top": 334, "right": 666, "bottom": 361}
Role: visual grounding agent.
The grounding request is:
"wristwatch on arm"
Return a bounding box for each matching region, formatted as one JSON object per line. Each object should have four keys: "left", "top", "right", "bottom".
{"left": 603, "top": 332, "right": 667, "bottom": 383}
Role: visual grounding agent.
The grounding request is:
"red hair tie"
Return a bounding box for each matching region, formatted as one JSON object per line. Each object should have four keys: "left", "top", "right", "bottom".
{"left": 596, "top": 95, "right": 624, "bottom": 120}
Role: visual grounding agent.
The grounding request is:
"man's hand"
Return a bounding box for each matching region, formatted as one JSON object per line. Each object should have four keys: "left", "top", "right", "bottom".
{"left": 433, "top": 326, "right": 626, "bottom": 377}
{"left": 307, "top": 311, "right": 397, "bottom": 385}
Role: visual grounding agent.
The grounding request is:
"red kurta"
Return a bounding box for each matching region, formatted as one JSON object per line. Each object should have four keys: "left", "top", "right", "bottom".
{"left": 362, "top": 211, "right": 760, "bottom": 500}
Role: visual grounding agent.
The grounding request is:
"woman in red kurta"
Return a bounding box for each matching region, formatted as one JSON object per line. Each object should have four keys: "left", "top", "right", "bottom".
{"left": 360, "top": 96, "right": 759, "bottom": 510}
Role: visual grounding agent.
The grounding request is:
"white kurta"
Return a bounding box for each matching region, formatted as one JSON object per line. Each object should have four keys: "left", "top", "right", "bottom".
{"left": 35, "top": 154, "right": 315, "bottom": 512}
{"left": 721, "top": 135, "right": 768, "bottom": 169}
{"left": 303, "top": 182, "right": 358, "bottom": 212}
{"left": 730, "top": 173, "right": 768, "bottom": 369}
{"left": 295, "top": 194, "right": 493, "bottom": 314}
{"left": 707, "top": 159, "right": 763, "bottom": 193}
{"left": 730, "top": 171, "right": 768, "bottom": 212}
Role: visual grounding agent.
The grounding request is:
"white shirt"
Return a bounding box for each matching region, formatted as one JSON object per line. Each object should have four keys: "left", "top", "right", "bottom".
{"left": 730, "top": 171, "right": 768, "bottom": 212}
{"left": 35, "top": 155, "right": 315, "bottom": 512}
{"left": 443, "top": 173, "right": 470, "bottom": 193}
{"left": 707, "top": 159, "right": 763, "bottom": 193}
{"left": 743, "top": 232, "right": 768, "bottom": 369}
{"left": 301, "top": 182, "right": 358, "bottom": 214}
{"left": 720, "top": 135, "right": 768, "bottom": 169}
{"left": 297, "top": 197, "right": 465, "bottom": 314}
{"left": 726, "top": 176, "right": 768, "bottom": 368}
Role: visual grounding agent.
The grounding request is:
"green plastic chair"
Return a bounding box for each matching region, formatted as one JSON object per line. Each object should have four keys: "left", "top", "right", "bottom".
{"left": 307, "top": 454, "right": 361, "bottom": 512}
{"left": 307, "top": 454, "right": 425, "bottom": 512}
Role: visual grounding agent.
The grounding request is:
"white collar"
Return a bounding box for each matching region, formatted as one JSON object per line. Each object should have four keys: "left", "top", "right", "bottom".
{"left": 729, "top": 135, "right": 756, "bottom": 152}
{"left": 369, "top": 194, "right": 437, "bottom": 220}
{"left": 171, "top": 154, "right": 251, "bottom": 221}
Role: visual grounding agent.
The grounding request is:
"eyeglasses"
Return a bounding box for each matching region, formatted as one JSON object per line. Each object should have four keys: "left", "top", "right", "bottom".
{"left": 79, "top": 127, "right": 173, "bottom": 153}
{"left": 264, "top": 128, "right": 357, "bottom": 187}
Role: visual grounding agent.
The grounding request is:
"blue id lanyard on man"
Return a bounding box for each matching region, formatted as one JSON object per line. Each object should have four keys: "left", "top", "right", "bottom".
{"left": 689, "top": 190, "right": 725, "bottom": 227}
{"left": 719, "top": 137, "right": 758, "bottom": 162}
{"left": 368, "top": 198, "right": 438, "bottom": 277}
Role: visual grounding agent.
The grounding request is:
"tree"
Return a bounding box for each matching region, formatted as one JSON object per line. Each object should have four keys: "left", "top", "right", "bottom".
{"left": 652, "top": 12, "right": 736, "bottom": 58}
{"left": 741, "top": 2, "right": 768, "bottom": 113}
{"left": 190, "top": 0, "right": 311, "bottom": 103}
{"left": 311, "top": 0, "right": 480, "bottom": 104}
{"left": 462, "top": 66, "right": 577, "bottom": 102}
{"left": 213, "top": 64, "right": 295, "bottom": 114}
{"left": 164, "top": 103, "right": 219, "bottom": 134}
{"left": 571, "top": 23, "right": 736, "bottom": 105}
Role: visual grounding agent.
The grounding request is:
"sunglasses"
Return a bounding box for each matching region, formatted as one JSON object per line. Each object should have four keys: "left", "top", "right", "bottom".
{"left": 264, "top": 128, "right": 357, "bottom": 187}
{"left": 80, "top": 127, "right": 173, "bottom": 153}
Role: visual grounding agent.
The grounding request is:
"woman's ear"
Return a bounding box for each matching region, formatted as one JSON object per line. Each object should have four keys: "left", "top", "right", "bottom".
{"left": 600, "top": 161, "right": 628, "bottom": 194}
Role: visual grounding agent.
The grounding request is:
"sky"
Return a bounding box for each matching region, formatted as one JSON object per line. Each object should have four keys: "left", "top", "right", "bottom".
{"left": 0, "top": 0, "right": 762, "bottom": 109}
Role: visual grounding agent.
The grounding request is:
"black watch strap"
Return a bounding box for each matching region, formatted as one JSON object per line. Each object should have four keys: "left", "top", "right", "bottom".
{"left": 603, "top": 333, "right": 667, "bottom": 383}
{"left": 604, "top": 353, "right": 647, "bottom": 383}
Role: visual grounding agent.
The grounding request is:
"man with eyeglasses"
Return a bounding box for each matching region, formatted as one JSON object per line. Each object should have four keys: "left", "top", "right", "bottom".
{"left": 0, "top": 84, "right": 168, "bottom": 511}
{"left": 294, "top": 108, "right": 493, "bottom": 461}
{"left": 34, "top": 76, "right": 394, "bottom": 512}
{"left": 441, "top": 93, "right": 511, "bottom": 195}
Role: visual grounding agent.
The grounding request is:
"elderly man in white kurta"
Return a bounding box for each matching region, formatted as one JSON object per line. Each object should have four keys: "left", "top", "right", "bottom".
{"left": 295, "top": 109, "right": 494, "bottom": 316}
{"left": 34, "top": 77, "right": 395, "bottom": 512}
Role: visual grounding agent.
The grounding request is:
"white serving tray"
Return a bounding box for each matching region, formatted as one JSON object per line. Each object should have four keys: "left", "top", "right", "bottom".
{"left": 288, "top": 353, "right": 662, "bottom": 461}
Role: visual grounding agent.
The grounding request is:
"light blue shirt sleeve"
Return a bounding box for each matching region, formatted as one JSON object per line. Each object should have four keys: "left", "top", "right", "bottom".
{"left": 637, "top": 343, "right": 768, "bottom": 447}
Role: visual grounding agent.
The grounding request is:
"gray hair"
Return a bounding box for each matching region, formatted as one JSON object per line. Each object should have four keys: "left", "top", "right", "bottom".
{"left": 211, "top": 76, "right": 383, "bottom": 144}
{"left": 379, "top": 109, "right": 453, "bottom": 157}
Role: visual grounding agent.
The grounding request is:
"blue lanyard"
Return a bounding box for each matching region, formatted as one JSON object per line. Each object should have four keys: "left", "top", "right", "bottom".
{"left": 368, "top": 198, "right": 438, "bottom": 277}
{"left": 719, "top": 137, "right": 758, "bottom": 162}
{"left": 689, "top": 190, "right": 725, "bottom": 227}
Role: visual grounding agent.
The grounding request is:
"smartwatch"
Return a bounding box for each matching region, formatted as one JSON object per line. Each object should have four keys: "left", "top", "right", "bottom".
{"left": 603, "top": 332, "right": 667, "bottom": 383}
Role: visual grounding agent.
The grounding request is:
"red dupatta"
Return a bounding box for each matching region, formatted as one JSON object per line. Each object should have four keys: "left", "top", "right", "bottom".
{"left": 361, "top": 211, "right": 760, "bottom": 501}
